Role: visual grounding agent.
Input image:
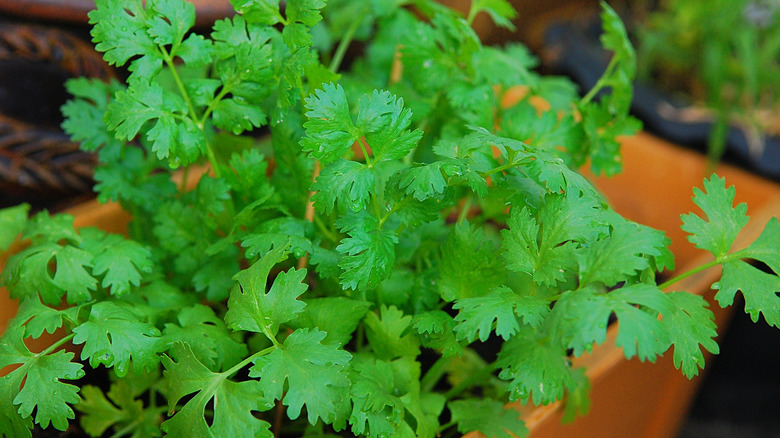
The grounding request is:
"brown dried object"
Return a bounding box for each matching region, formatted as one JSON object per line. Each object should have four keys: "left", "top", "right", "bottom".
{"left": 0, "top": 22, "right": 114, "bottom": 208}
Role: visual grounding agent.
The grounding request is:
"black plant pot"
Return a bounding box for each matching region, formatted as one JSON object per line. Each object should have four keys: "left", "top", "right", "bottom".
{"left": 541, "top": 17, "right": 780, "bottom": 181}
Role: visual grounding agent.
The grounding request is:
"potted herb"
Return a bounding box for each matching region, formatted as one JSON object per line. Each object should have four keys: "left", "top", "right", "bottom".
{"left": 540, "top": 0, "right": 780, "bottom": 179}
{"left": 636, "top": 0, "right": 780, "bottom": 165}
{"left": 2, "top": 1, "right": 779, "bottom": 437}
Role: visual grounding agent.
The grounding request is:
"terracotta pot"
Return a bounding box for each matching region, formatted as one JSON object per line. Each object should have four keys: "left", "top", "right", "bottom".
{"left": 1, "top": 133, "right": 779, "bottom": 435}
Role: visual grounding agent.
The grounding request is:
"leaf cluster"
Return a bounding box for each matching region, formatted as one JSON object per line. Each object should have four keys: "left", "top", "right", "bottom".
{"left": 1, "top": 1, "right": 778, "bottom": 437}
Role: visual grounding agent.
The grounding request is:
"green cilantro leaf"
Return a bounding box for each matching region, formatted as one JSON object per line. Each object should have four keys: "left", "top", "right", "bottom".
{"left": 335, "top": 212, "right": 398, "bottom": 291}
{"left": 663, "top": 292, "right": 719, "bottom": 378}
{"left": 578, "top": 2, "right": 642, "bottom": 176}
{"left": 77, "top": 381, "right": 162, "bottom": 438}
{"left": 502, "top": 190, "right": 605, "bottom": 286}
{"left": 561, "top": 368, "right": 591, "bottom": 423}
{"left": 72, "top": 301, "right": 164, "bottom": 376}
{"left": 739, "top": 217, "right": 780, "bottom": 271}
{"left": 241, "top": 217, "right": 313, "bottom": 259}
{"left": 223, "top": 149, "right": 274, "bottom": 202}
{"left": 410, "top": 310, "right": 463, "bottom": 357}
{"left": 162, "top": 343, "right": 273, "bottom": 437}
{"left": 176, "top": 33, "right": 214, "bottom": 66}
{"left": 162, "top": 304, "right": 248, "bottom": 372}
{"left": 286, "top": 0, "right": 327, "bottom": 26}
{"left": 681, "top": 175, "right": 749, "bottom": 258}
{"left": 301, "top": 85, "right": 422, "bottom": 164}
{"left": 0, "top": 204, "right": 29, "bottom": 251}
{"left": 0, "top": 371, "right": 33, "bottom": 438}
{"left": 384, "top": 175, "right": 446, "bottom": 227}
{"left": 469, "top": 0, "right": 518, "bottom": 30}
{"left": 87, "top": 233, "right": 153, "bottom": 296}
{"left": 62, "top": 78, "right": 124, "bottom": 160}
{"left": 11, "top": 296, "right": 79, "bottom": 340}
{"left": 608, "top": 284, "right": 672, "bottom": 362}
{"left": 711, "top": 217, "right": 780, "bottom": 326}
{"left": 0, "top": 325, "right": 84, "bottom": 432}
{"left": 547, "top": 288, "right": 612, "bottom": 357}
{"left": 359, "top": 90, "right": 423, "bottom": 162}
{"left": 439, "top": 221, "right": 506, "bottom": 301}
{"left": 577, "top": 215, "right": 668, "bottom": 287}
{"left": 364, "top": 305, "right": 421, "bottom": 360}
{"left": 715, "top": 260, "right": 780, "bottom": 327}
{"left": 396, "top": 162, "right": 448, "bottom": 201}
{"left": 497, "top": 326, "right": 575, "bottom": 405}
{"left": 89, "top": 0, "right": 160, "bottom": 77}
{"left": 147, "top": 0, "right": 195, "bottom": 48}
{"left": 23, "top": 211, "right": 81, "bottom": 245}
{"left": 311, "top": 159, "right": 375, "bottom": 214}
{"left": 449, "top": 398, "right": 527, "bottom": 438}
{"left": 226, "top": 245, "right": 307, "bottom": 339}
{"left": 2, "top": 243, "right": 96, "bottom": 305}
{"left": 453, "top": 286, "right": 550, "bottom": 342}
{"left": 301, "top": 83, "right": 357, "bottom": 163}
{"left": 349, "top": 355, "right": 405, "bottom": 437}
{"left": 232, "top": 0, "right": 285, "bottom": 26}
{"left": 250, "top": 328, "right": 352, "bottom": 424}
{"left": 396, "top": 358, "right": 446, "bottom": 438}
{"left": 106, "top": 81, "right": 204, "bottom": 164}
{"left": 77, "top": 386, "right": 126, "bottom": 437}
{"left": 289, "top": 297, "right": 372, "bottom": 347}
{"left": 212, "top": 97, "right": 268, "bottom": 135}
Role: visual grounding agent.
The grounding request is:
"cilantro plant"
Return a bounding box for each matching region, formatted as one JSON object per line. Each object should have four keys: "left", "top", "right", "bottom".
{"left": 1, "top": 0, "right": 779, "bottom": 437}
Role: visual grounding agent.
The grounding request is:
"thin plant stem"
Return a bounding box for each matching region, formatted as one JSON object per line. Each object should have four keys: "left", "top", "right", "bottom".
{"left": 444, "top": 362, "right": 499, "bottom": 400}
{"left": 39, "top": 333, "right": 76, "bottom": 357}
{"left": 437, "top": 420, "right": 457, "bottom": 434}
{"left": 299, "top": 161, "right": 322, "bottom": 270}
{"left": 457, "top": 196, "right": 473, "bottom": 224}
{"left": 580, "top": 56, "right": 618, "bottom": 106}
{"left": 421, "top": 356, "right": 453, "bottom": 392}
{"left": 328, "top": 8, "right": 367, "bottom": 74}
{"left": 224, "top": 345, "right": 278, "bottom": 379}
{"left": 273, "top": 394, "right": 285, "bottom": 438}
{"left": 658, "top": 259, "right": 722, "bottom": 290}
{"left": 159, "top": 46, "right": 221, "bottom": 178}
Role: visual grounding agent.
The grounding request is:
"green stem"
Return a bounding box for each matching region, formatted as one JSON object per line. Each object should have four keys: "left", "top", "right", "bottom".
{"left": 580, "top": 56, "right": 618, "bottom": 106}
{"left": 444, "top": 362, "right": 499, "bottom": 400}
{"left": 39, "top": 333, "right": 76, "bottom": 357}
{"left": 466, "top": 0, "right": 479, "bottom": 26}
{"left": 110, "top": 407, "right": 167, "bottom": 438}
{"left": 160, "top": 47, "right": 200, "bottom": 121}
{"left": 355, "top": 324, "right": 365, "bottom": 352}
{"left": 313, "top": 215, "right": 340, "bottom": 243}
{"left": 457, "top": 196, "right": 473, "bottom": 224}
{"left": 328, "top": 8, "right": 367, "bottom": 73}
{"left": 160, "top": 46, "right": 222, "bottom": 178}
{"left": 658, "top": 259, "right": 724, "bottom": 290}
{"left": 481, "top": 160, "right": 520, "bottom": 177}
{"left": 224, "top": 345, "right": 278, "bottom": 379}
{"left": 421, "top": 356, "right": 452, "bottom": 392}
{"left": 200, "top": 85, "right": 232, "bottom": 127}
{"left": 358, "top": 137, "right": 374, "bottom": 168}
{"left": 179, "top": 166, "right": 190, "bottom": 193}
{"left": 437, "top": 420, "right": 457, "bottom": 434}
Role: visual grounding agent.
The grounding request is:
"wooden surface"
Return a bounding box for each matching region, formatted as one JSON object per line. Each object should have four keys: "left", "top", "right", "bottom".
{"left": 0, "top": 0, "right": 235, "bottom": 26}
